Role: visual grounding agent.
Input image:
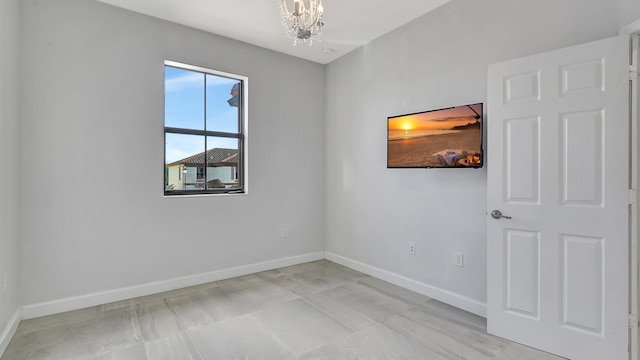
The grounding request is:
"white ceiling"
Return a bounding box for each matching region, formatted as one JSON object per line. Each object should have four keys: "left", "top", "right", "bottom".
{"left": 95, "top": 0, "right": 450, "bottom": 64}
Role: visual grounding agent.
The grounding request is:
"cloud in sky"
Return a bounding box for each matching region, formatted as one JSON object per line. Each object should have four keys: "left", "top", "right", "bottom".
{"left": 165, "top": 72, "right": 237, "bottom": 93}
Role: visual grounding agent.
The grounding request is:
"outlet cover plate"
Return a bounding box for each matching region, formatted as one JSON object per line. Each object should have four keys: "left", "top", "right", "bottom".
{"left": 409, "top": 242, "right": 416, "bottom": 255}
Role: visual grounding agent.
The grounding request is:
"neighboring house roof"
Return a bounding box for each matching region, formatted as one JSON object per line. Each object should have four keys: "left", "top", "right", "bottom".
{"left": 168, "top": 148, "right": 238, "bottom": 167}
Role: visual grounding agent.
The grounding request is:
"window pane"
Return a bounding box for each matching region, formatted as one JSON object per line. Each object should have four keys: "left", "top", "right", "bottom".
{"left": 206, "top": 75, "right": 240, "bottom": 133}
{"left": 165, "top": 133, "right": 205, "bottom": 191}
{"left": 165, "top": 66, "right": 204, "bottom": 130}
{"left": 206, "top": 137, "right": 239, "bottom": 189}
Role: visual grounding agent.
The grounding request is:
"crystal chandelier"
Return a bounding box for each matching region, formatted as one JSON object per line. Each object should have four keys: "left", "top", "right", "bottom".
{"left": 277, "top": 0, "right": 324, "bottom": 46}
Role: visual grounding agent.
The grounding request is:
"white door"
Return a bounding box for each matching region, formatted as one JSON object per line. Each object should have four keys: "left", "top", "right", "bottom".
{"left": 487, "top": 35, "right": 629, "bottom": 360}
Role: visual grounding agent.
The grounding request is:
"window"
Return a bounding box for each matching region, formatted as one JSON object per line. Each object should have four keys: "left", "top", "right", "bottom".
{"left": 164, "top": 61, "right": 247, "bottom": 195}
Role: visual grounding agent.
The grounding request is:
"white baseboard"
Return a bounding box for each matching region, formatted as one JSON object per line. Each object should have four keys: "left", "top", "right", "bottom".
{"left": 21, "top": 251, "right": 325, "bottom": 320}
{"left": 325, "top": 252, "right": 487, "bottom": 317}
{"left": 0, "top": 308, "right": 21, "bottom": 357}
{"left": 19, "top": 251, "right": 485, "bottom": 322}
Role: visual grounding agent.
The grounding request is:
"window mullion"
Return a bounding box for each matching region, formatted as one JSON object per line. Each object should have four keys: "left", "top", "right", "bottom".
{"left": 204, "top": 74, "right": 208, "bottom": 190}
{"left": 165, "top": 127, "right": 240, "bottom": 139}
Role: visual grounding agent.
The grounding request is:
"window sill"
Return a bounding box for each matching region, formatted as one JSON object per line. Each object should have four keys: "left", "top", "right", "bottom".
{"left": 163, "top": 191, "right": 247, "bottom": 198}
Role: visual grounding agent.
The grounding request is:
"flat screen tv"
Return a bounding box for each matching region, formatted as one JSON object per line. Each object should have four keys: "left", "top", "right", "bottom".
{"left": 387, "top": 103, "right": 483, "bottom": 169}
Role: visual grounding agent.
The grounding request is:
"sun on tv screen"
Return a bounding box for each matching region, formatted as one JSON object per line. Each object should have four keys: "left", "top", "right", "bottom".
{"left": 387, "top": 103, "right": 484, "bottom": 169}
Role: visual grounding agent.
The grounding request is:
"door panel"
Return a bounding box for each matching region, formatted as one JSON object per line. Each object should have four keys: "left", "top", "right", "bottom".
{"left": 562, "top": 234, "right": 603, "bottom": 334}
{"left": 561, "top": 110, "right": 604, "bottom": 206}
{"left": 505, "top": 116, "right": 540, "bottom": 203}
{"left": 504, "top": 229, "right": 540, "bottom": 318}
{"left": 487, "top": 35, "right": 629, "bottom": 360}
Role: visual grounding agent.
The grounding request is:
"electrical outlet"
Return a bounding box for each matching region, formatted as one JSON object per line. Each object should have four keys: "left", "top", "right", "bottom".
{"left": 408, "top": 242, "right": 416, "bottom": 255}
{"left": 455, "top": 253, "right": 464, "bottom": 268}
{"left": 282, "top": 227, "right": 289, "bottom": 238}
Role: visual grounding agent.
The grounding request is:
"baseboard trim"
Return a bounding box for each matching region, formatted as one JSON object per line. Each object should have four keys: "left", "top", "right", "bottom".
{"left": 325, "top": 252, "right": 487, "bottom": 317}
{"left": 21, "top": 251, "right": 325, "bottom": 320}
{"left": 19, "top": 251, "right": 485, "bottom": 321}
{"left": 0, "top": 308, "right": 21, "bottom": 357}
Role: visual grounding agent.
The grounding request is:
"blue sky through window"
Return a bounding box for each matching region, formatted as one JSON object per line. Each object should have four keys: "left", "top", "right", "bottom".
{"left": 165, "top": 66, "right": 240, "bottom": 164}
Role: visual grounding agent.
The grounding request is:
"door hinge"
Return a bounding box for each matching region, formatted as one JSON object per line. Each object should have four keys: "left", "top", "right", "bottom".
{"left": 630, "top": 189, "right": 638, "bottom": 205}
{"left": 631, "top": 65, "right": 638, "bottom": 80}
{"left": 630, "top": 313, "right": 639, "bottom": 329}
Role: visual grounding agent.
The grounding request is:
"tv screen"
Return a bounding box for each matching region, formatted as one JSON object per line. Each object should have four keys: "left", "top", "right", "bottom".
{"left": 387, "top": 103, "right": 483, "bottom": 168}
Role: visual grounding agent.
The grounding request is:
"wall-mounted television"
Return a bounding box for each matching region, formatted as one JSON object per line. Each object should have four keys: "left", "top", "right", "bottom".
{"left": 387, "top": 103, "right": 483, "bottom": 169}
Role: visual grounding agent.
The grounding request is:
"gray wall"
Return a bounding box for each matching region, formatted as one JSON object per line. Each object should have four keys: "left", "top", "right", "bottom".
{"left": 325, "top": 0, "right": 640, "bottom": 305}
{"left": 0, "top": 0, "right": 21, "bottom": 338}
{"left": 18, "top": 0, "right": 325, "bottom": 306}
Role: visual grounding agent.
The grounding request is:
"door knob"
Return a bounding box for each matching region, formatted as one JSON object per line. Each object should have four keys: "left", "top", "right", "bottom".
{"left": 491, "top": 210, "right": 511, "bottom": 220}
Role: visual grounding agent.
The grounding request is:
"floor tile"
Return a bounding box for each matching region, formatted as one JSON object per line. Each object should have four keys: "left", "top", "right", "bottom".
{"left": 358, "top": 276, "right": 432, "bottom": 307}
{"left": 301, "top": 292, "right": 376, "bottom": 331}
{"left": 133, "top": 299, "right": 182, "bottom": 342}
{"left": 187, "top": 314, "right": 293, "bottom": 359}
{"left": 84, "top": 307, "right": 144, "bottom": 357}
{"left": 93, "top": 333, "right": 202, "bottom": 360}
{"left": 298, "top": 322, "right": 450, "bottom": 360}
{"left": 143, "top": 333, "right": 204, "bottom": 360}
{"left": 421, "top": 299, "right": 487, "bottom": 332}
{"left": 393, "top": 307, "right": 509, "bottom": 357}
{"left": 92, "top": 345, "right": 146, "bottom": 360}
{"left": 385, "top": 312, "right": 497, "bottom": 360}
{"left": 251, "top": 298, "right": 353, "bottom": 356}
{"left": 494, "top": 342, "right": 567, "bottom": 360}
{"left": 3, "top": 316, "right": 98, "bottom": 360}
{"left": 320, "top": 282, "right": 416, "bottom": 322}
{"left": 164, "top": 293, "right": 216, "bottom": 330}
{"left": 217, "top": 275, "right": 300, "bottom": 313}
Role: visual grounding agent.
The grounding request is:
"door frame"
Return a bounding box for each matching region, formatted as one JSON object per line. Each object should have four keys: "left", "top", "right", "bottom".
{"left": 620, "top": 19, "right": 640, "bottom": 360}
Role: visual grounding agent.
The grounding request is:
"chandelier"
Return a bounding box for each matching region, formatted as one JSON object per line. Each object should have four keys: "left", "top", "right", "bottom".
{"left": 276, "top": 0, "right": 324, "bottom": 46}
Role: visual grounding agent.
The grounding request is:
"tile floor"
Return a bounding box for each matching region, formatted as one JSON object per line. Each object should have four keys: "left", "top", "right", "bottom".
{"left": 1, "top": 260, "right": 564, "bottom": 359}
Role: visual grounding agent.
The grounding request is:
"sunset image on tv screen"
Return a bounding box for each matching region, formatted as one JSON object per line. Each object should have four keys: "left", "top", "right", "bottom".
{"left": 387, "top": 103, "right": 482, "bottom": 168}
